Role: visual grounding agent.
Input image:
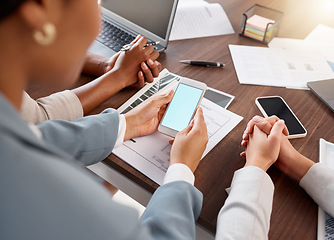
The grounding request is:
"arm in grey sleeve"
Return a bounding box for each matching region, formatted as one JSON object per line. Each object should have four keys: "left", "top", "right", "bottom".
{"left": 138, "top": 181, "right": 203, "bottom": 240}
{"left": 21, "top": 91, "right": 83, "bottom": 124}
{"left": 216, "top": 166, "right": 274, "bottom": 240}
{"left": 37, "top": 108, "right": 119, "bottom": 166}
{"left": 300, "top": 163, "right": 334, "bottom": 217}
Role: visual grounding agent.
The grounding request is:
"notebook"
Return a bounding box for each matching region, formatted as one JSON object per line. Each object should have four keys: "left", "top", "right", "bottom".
{"left": 307, "top": 79, "right": 334, "bottom": 112}
{"left": 89, "top": 0, "right": 179, "bottom": 57}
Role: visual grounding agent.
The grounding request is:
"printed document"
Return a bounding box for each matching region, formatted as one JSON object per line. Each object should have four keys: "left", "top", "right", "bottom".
{"left": 229, "top": 44, "right": 334, "bottom": 89}
{"left": 170, "top": 1, "right": 234, "bottom": 41}
{"left": 269, "top": 38, "right": 334, "bottom": 72}
{"left": 113, "top": 70, "right": 243, "bottom": 185}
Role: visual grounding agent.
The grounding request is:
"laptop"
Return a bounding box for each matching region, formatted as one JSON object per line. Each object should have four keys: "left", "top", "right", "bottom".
{"left": 89, "top": 0, "right": 179, "bottom": 57}
{"left": 307, "top": 79, "right": 334, "bottom": 113}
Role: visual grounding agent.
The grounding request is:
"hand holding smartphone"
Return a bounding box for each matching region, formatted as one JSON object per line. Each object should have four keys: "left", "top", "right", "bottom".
{"left": 255, "top": 96, "right": 307, "bottom": 139}
{"left": 158, "top": 78, "right": 207, "bottom": 137}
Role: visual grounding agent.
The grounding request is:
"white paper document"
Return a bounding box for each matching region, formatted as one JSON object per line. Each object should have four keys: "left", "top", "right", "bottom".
{"left": 113, "top": 73, "right": 243, "bottom": 185}
{"left": 229, "top": 44, "right": 334, "bottom": 89}
{"left": 169, "top": 1, "right": 234, "bottom": 41}
{"left": 318, "top": 139, "right": 334, "bottom": 240}
{"left": 269, "top": 38, "right": 334, "bottom": 72}
{"left": 306, "top": 24, "right": 334, "bottom": 43}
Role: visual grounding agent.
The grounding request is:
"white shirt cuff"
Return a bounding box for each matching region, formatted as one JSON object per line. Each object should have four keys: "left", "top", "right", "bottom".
{"left": 163, "top": 163, "right": 195, "bottom": 186}
{"left": 114, "top": 114, "right": 126, "bottom": 148}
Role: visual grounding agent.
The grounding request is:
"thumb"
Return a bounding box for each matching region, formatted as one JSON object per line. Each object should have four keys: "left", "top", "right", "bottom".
{"left": 268, "top": 120, "right": 286, "bottom": 143}
{"left": 153, "top": 90, "right": 174, "bottom": 107}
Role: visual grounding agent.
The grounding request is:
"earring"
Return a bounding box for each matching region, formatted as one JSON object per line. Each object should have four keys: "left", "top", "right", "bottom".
{"left": 33, "top": 23, "right": 56, "bottom": 46}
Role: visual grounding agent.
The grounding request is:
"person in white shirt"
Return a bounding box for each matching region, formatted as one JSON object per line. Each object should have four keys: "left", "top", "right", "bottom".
{"left": 242, "top": 115, "right": 334, "bottom": 217}
{"left": 216, "top": 115, "right": 334, "bottom": 240}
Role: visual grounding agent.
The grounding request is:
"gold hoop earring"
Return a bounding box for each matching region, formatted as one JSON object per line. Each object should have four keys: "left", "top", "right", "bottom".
{"left": 33, "top": 23, "right": 56, "bottom": 46}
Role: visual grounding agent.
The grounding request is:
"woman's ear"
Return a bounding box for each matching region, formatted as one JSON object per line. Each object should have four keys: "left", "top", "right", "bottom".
{"left": 17, "top": 0, "right": 62, "bottom": 32}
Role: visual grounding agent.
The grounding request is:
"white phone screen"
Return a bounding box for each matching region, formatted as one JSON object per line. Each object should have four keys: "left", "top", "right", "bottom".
{"left": 160, "top": 83, "right": 204, "bottom": 132}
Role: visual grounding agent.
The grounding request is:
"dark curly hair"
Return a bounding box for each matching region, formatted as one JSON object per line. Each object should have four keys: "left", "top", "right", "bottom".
{"left": 0, "top": 0, "right": 26, "bottom": 20}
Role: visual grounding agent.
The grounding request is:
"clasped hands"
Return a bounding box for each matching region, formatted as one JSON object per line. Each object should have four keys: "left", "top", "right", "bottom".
{"left": 241, "top": 115, "right": 314, "bottom": 181}
{"left": 103, "top": 35, "right": 162, "bottom": 88}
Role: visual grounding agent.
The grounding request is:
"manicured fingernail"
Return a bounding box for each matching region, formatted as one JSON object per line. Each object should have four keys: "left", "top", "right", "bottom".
{"left": 245, "top": 126, "right": 249, "bottom": 133}
{"left": 242, "top": 133, "right": 247, "bottom": 139}
{"left": 148, "top": 59, "right": 153, "bottom": 65}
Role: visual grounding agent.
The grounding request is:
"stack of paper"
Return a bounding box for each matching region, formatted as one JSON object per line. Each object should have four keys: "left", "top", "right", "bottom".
{"left": 169, "top": 0, "right": 234, "bottom": 41}
{"left": 244, "top": 15, "right": 274, "bottom": 42}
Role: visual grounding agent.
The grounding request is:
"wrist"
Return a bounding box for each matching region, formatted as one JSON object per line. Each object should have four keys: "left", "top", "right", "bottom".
{"left": 124, "top": 113, "right": 138, "bottom": 141}
{"left": 286, "top": 153, "right": 315, "bottom": 182}
{"left": 244, "top": 159, "right": 272, "bottom": 172}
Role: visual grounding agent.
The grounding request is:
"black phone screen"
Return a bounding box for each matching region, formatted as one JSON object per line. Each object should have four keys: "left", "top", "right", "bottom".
{"left": 257, "top": 97, "right": 306, "bottom": 135}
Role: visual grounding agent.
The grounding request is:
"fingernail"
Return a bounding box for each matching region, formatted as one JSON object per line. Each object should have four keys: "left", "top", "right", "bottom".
{"left": 242, "top": 133, "right": 247, "bottom": 139}
{"left": 279, "top": 119, "right": 285, "bottom": 124}
{"left": 253, "top": 116, "right": 261, "bottom": 123}
{"left": 139, "top": 71, "right": 144, "bottom": 77}
{"left": 245, "top": 126, "right": 249, "bottom": 133}
{"left": 148, "top": 59, "right": 153, "bottom": 65}
{"left": 142, "top": 63, "right": 148, "bottom": 70}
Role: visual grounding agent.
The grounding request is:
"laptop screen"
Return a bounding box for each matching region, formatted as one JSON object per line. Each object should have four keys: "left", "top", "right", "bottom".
{"left": 102, "top": 0, "right": 175, "bottom": 39}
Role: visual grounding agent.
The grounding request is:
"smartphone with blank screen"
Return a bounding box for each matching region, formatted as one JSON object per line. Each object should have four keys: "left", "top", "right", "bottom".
{"left": 158, "top": 78, "right": 207, "bottom": 137}
{"left": 255, "top": 96, "right": 307, "bottom": 139}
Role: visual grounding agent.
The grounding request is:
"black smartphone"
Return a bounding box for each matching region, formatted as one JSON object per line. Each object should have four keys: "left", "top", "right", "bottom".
{"left": 255, "top": 96, "right": 307, "bottom": 139}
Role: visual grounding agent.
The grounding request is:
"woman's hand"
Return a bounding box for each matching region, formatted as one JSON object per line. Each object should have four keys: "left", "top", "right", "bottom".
{"left": 242, "top": 115, "right": 314, "bottom": 180}
{"left": 106, "top": 35, "right": 161, "bottom": 88}
{"left": 124, "top": 90, "right": 174, "bottom": 141}
{"left": 83, "top": 35, "right": 161, "bottom": 87}
{"left": 170, "top": 108, "right": 208, "bottom": 173}
{"left": 244, "top": 120, "right": 286, "bottom": 172}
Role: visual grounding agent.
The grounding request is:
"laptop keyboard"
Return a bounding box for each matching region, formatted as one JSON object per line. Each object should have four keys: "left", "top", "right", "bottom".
{"left": 97, "top": 20, "right": 136, "bottom": 52}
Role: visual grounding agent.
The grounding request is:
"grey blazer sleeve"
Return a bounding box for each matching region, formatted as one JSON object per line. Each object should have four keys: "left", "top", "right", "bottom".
{"left": 216, "top": 166, "right": 274, "bottom": 240}
{"left": 138, "top": 181, "right": 203, "bottom": 240}
{"left": 37, "top": 108, "right": 119, "bottom": 166}
{"left": 300, "top": 163, "right": 334, "bottom": 217}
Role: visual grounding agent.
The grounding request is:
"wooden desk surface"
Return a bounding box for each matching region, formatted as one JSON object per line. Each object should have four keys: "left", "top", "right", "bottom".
{"left": 27, "top": 0, "right": 334, "bottom": 239}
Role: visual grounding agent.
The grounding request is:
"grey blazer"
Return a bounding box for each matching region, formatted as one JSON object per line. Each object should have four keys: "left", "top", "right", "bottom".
{"left": 0, "top": 94, "right": 202, "bottom": 240}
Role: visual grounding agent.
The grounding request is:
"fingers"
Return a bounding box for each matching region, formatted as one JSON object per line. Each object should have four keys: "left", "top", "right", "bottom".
{"left": 136, "top": 71, "right": 145, "bottom": 88}
{"left": 189, "top": 108, "right": 208, "bottom": 139}
{"left": 151, "top": 90, "right": 174, "bottom": 107}
{"left": 252, "top": 116, "right": 273, "bottom": 135}
{"left": 150, "top": 51, "right": 160, "bottom": 61}
{"left": 134, "top": 36, "right": 148, "bottom": 48}
{"left": 130, "top": 35, "right": 141, "bottom": 45}
{"left": 241, "top": 115, "right": 289, "bottom": 144}
{"left": 141, "top": 62, "right": 154, "bottom": 83}
{"left": 146, "top": 59, "right": 160, "bottom": 78}
{"left": 268, "top": 120, "right": 286, "bottom": 143}
{"left": 179, "top": 120, "right": 194, "bottom": 135}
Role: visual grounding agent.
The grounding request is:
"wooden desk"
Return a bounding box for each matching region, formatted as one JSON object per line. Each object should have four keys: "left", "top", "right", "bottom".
{"left": 27, "top": 0, "right": 334, "bottom": 239}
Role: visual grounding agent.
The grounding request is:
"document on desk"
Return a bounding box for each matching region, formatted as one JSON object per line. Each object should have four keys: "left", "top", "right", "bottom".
{"left": 169, "top": 1, "right": 234, "bottom": 41}
{"left": 318, "top": 139, "right": 334, "bottom": 240}
{"left": 305, "top": 24, "right": 334, "bottom": 43}
{"left": 229, "top": 44, "right": 334, "bottom": 89}
{"left": 269, "top": 38, "right": 334, "bottom": 72}
{"left": 113, "top": 72, "right": 243, "bottom": 185}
